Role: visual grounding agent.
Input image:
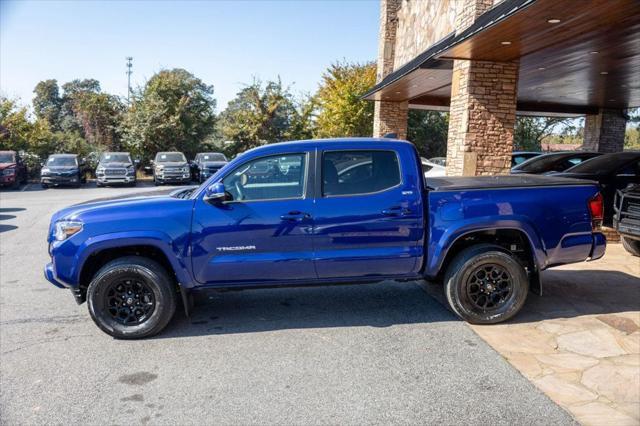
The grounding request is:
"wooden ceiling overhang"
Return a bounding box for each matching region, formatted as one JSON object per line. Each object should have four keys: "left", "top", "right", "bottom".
{"left": 363, "top": 0, "right": 640, "bottom": 114}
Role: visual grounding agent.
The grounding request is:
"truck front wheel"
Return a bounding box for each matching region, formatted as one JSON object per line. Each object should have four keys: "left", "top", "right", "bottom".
{"left": 444, "top": 244, "right": 529, "bottom": 324}
{"left": 87, "top": 256, "right": 177, "bottom": 339}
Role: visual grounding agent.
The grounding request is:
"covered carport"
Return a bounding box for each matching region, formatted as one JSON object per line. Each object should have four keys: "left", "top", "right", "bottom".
{"left": 365, "top": 0, "right": 640, "bottom": 175}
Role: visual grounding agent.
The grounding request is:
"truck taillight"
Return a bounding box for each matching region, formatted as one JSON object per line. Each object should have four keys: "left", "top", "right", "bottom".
{"left": 588, "top": 192, "right": 604, "bottom": 230}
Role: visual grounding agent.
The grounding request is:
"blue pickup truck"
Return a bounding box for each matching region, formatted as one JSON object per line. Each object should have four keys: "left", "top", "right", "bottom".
{"left": 45, "top": 138, "right": 606, "bottom": 338}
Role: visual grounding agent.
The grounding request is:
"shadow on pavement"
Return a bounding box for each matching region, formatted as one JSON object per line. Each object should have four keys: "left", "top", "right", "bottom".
{"left": 512, "top": 269, "right": 640, "bottom": 323}
{"left": 156, "top": 281, "right": 456, "bottom": 339}
{"left": 0, "top": 208, "right": 26, "bottom": 213}
{"left": 0, "top": 224, "right": 18, "bottom": 233}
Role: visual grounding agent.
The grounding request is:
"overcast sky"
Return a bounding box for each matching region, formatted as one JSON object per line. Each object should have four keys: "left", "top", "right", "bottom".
{"left": 1, "top": 0, "right": 379, "bottom": 111}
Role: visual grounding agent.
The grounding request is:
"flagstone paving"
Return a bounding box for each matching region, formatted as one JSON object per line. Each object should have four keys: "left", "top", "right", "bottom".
{"left": 470, "top": 244, "right": 640, "bottom": 426}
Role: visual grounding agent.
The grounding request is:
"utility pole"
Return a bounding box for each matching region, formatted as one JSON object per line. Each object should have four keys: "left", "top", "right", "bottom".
{"left": 126, "top": 57, "right": 133, "bottom": 104}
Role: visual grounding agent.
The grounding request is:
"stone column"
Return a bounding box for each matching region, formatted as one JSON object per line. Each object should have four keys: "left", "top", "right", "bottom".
{"left": 445, "top": 0, "right": 519, "bottom": 176}
{"left": 372, "top": 0, "right": 408, "bottom": 139}
{"left": 583, "top": 109, "right": 627, "bottom": 153}
{"left": 373, "top": 101, "right": 408, "bottom": 139}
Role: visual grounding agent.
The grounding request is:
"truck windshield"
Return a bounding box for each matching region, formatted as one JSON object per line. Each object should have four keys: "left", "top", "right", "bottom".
{"left": 0, "top": 153, "right": 15, "bottom": 163}
{"left": 200, "top": 153, "right": 226, "bottom": 161}
{"left": 100, "top": 153, "right": 131, "bottom": 163}
{"left": 156, "top": 153, "right": 186, "bottom": 163}
{"left": 47, "top": 156, "right": 77, "bottom": 167}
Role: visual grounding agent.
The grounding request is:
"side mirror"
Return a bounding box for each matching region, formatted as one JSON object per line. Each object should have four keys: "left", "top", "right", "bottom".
{"left": 204, "top": 182, "right": 227, "bottom": 203}
{"left": 134, "top": 159, "right": 140, "bottom": 165}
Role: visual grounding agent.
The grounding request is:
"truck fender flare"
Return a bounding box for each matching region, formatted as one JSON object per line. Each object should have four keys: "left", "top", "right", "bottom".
{"left": 426, "top": 219, "right": 546, "bottom": 278}
{"left": 75, "top": 231, "right": 194, "bottom": 288}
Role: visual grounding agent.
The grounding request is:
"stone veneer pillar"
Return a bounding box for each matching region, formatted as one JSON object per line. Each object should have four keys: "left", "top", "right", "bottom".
{"left": 583, "top": 109, "right": 627, "bottom": 153}
{"left": 445, "top": 0, "right": 519, "bottom": 176}
{"left": 372, "top": 0, "right": 408, "bottom": 139}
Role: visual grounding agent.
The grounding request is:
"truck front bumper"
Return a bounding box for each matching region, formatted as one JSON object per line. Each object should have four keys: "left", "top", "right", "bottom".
{"left": 44, "top": 262, "right": 68, "bottom": 288}
{"left": 97, "top": 175, "right": 136, "bottom": 185}
{"left": 0, "top": 175, "right": 17, "bottom": 186}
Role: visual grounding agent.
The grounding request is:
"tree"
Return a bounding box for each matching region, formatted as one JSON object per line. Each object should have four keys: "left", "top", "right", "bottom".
{"left": 217, "top": 78, "right": 298, "bottom": 155}
{"left": 407, "top": 110, "right": 449, "bottom": 158}
{"left": 0, "top": 97, "right": 33, "bottom": 152}
{"left": 313, "top": 61, "right": 376, "bottom": 138}
{"left": 514, "top": 116, "right": 573, "bottom": 151}
{"left": 59, "top": 79, "right": 102, "bottom": 133}
{"left": 74, "top": 92, "right": 124, "bottom": 150}
{"left": 120, "top": 69, "right": 216, "bottom": 159}
{"left": 33, "top": 80, "right": 62, "bottom": 130}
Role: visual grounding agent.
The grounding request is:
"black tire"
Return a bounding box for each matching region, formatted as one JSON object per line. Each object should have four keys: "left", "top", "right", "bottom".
{"left": 87, "top": 256, "right": 177, "bottom": 339}
{"left": 96, "top": 181, "right": 103, "bottom": 188}
{"left": 41, "top": 183, "right": 48, "bottom": 189}
{"left": 444, "top": 244, "right": 529, "bottom": 324}
{"left": 622, "top": 237, "right": 640, "bottom": 257}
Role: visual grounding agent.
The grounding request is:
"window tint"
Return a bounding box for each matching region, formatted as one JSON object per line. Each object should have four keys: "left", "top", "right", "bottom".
{"left": 323, "top": 150, "right": 400, "bottom": 196}
{"left": 222, "top": 154, "right": 306, "bottom": 201}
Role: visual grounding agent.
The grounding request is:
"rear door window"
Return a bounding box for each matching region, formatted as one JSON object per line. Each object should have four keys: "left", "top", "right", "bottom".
{"left": 322, "top": 150, "right": 401, "bottom": 196}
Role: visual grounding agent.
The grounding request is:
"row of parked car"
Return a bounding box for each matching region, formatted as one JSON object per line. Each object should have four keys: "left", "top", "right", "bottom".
{"left": 0, "top": 150, "right": 230, "bottom": 189}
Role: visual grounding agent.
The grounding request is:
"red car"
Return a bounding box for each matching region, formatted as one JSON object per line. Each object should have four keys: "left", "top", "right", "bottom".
{"left": 0, "top": 150, "right": 28, "bottom": 189}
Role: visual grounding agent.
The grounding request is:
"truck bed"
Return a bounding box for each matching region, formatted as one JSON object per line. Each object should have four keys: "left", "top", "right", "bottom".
{"left": 426, "top": 175, "right": 596, "bottom": 191}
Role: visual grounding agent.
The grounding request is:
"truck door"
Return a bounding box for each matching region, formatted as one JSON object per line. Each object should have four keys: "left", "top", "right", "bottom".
{"left": 190, "top": 151, "right": 316, "bottom": 284}
{"left": 312, "top": 148, "right": 424, "bottom": 279}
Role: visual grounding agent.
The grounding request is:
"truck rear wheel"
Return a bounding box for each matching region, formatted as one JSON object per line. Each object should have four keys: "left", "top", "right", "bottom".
{"left": 622, "top": 237, "right": 640, "bottom": 257}
{"left": 87, "top": 256, "right": 177, "bottom": 339}
{"left": 444, "top": 244, "right": 529, "bottom": 324}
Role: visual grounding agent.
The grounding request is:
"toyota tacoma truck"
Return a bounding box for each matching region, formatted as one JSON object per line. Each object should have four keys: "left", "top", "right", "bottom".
{"left": 44, "top": 138, "right": 606, "bottom": 339}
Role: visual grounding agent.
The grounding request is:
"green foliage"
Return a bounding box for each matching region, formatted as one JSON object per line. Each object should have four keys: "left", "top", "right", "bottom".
{"left": 314, "top": 61, "right": 376, "bottom": 138}
{"left": 0, "top": 97, "right": 33, "bottom": 152}
{"left": 514, "top": 116, "right": 576, "bottom": 151}
{"left": 59, "top": 79, "right": 102, "bottom": 133}
{"left": 119, "top": 68, "right": 216, "bottom": 160}
{"left": 407, "top": 110, "right": 449, "bottom": 158}
{"left": 74, "top": 92, "right": 124, "bottom": 150}
{"left": 217, "top": 78, "right": 300, "bottom": 156}
{"left": 33, "top": 80, "right": 62, "bottom": 130}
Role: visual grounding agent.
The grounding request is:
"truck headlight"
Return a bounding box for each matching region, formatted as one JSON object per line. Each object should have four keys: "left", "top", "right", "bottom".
{"left": 41, "top": 167, "right": 50, "bottom": 176}
{"left": 96, "top": 166, "right": 105, "bottom": 175}
{"left": 54, "top": 220, "right": 83, "bottom": 241}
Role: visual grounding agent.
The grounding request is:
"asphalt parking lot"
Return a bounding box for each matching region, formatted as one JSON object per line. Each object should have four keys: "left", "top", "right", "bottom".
{"left": 0, "top": 182, "right": 574, "bottom": 425}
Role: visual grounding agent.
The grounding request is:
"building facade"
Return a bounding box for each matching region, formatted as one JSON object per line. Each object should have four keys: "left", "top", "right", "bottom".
{"left": 366, "top": 0, "right": 639, "bottom": 175}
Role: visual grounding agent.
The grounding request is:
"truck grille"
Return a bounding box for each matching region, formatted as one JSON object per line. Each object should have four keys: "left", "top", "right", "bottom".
{"left": 614, "top": 189, "right": 640, "bottom": 235}
{"left": 105, "top": 168, "right": 126, "bottom": 176}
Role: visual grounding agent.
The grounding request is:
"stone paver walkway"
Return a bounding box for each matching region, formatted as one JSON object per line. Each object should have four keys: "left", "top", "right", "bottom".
{"left": 471, "top": 244, "right": 640, "bottom": 426}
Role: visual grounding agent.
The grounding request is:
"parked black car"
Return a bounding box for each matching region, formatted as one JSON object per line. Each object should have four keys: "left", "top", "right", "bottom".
{"left": 40, "top": 154, "right": 87, "bottom": 188}
{"left": 552, "top": 151, "right": 640, "bottom": 225}
{"left": 511, "top": 151, "right": 542, "bottom": 167}
{"left": 511, "top": 152, "right": 601, "bottom": 174}
{"left": 614, "top": 184, "right": 640, "bottom": 256}
{"left": 191, "top": 152, "right": 228, "bottom": 183}
{"left": 152, "top": 151, "right": 191, "bottom": 185}
{"left": 95, "top": 152, "right": 137, "bottom": 187}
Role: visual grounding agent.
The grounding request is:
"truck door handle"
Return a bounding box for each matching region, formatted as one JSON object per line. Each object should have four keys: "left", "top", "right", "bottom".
{"left": 280, "top": 211, "right": 311, "bottom": 222}
{"left": 382, "top": 206, "right": 411, "bottom": 217}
